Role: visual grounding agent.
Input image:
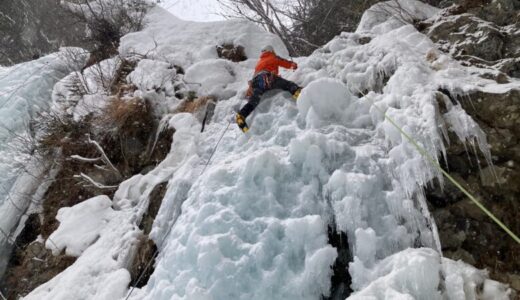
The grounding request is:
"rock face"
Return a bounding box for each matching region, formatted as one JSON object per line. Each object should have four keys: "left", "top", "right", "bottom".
{"left": 0, "top": 0, "right": 88, "bottom": 65}
{"left": 425, "top": 14, "right": 520, "bottom": 77}
{"left": 427, "top": 45, "right": 520, "bottom": 295}
{"left": 456, "top": 0, "right": 519, "bottom": 26}
{"left": 427, "top": 14, "right": 505, "bottom": 61}
{"left": 425, "top": 0, "right": 520, "bottom": 26}
{"left": 419, "top": 2, "right": 520, "bottom": 293}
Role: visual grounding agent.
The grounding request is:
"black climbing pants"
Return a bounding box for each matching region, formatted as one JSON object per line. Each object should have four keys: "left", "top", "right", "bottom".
{"left": 239, "top": 73, "right": 300, "bottom": 119}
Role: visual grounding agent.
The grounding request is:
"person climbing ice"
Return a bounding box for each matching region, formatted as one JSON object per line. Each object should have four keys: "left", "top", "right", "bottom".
{"left": 236, "top": 45, "right": 302, "bottom": 133}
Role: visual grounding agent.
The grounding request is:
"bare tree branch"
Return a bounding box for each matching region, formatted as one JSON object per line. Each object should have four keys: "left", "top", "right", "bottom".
{"left": 217, "top": 0, "right": 380, "bottom": 56}
{"left": 70, "top": 155, "right": 102, "bottom": 163}
{"left": 86, "top": 134, "right": 122, "bottom": 179}
{"left": 74, "top": 173, "right": 118, "bottom": 189}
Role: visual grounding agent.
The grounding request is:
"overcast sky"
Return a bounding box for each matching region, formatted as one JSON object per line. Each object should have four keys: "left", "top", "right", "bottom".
{"left": 160, "top": 0, "right": 225, "bottom": 22}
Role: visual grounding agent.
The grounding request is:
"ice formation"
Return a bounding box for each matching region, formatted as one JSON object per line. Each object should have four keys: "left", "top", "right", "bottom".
{"left": 0, "top": 49, "right": 84, "bottom": 275}
{"left": 5, "top": 0, "right": 517, "bottom": 299}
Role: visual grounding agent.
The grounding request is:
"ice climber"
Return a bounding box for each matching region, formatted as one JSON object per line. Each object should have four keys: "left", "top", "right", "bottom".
{"left": 236, "top": 45, "right": 301, "bottom": 133}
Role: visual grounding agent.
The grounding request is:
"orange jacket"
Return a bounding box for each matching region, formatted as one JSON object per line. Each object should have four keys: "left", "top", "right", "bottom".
{"left": 254, "top": 52, "right": 295, "bottom": 76}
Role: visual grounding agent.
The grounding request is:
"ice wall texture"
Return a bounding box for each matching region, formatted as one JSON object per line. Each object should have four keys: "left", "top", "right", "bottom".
{"left": 23, "top": 2, "right": 516, "bottom": 299}
{"left": 0, "top": 49, "right": 82, "bottom": 275}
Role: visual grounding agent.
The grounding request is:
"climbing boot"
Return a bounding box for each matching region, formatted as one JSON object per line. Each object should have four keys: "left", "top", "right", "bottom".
{"left": 292, "top": 88, "right": 302, "bottom": 100}
{"left": 236, "top": 113, "right": 249, "bottom": 133}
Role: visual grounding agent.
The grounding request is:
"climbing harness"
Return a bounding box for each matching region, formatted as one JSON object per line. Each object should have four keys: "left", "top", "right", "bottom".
{"left": 125, "top": 120, "right": 232, "bottom": 299}
{"left": 357, "top": 88, "right": 520, "bottom": 244}
{"left": 253, "top": 71, "right": 274, "bottom": 91}
{"left": 245, "top": 71, "right": 275, "bottom": 100}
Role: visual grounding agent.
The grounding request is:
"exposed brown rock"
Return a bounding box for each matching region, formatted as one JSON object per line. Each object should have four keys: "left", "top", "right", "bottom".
{"left": 429, "top": 88, "right": 520, "bottom": 293}
{"left": 357, "top": 36, "right": 372, "bottom": 45}
{"left": 216, "top": 44, "right": 247, "bottom": 62}
{"left": 140, "top": 182, "right": 168, "bottom": 236}
{"left": 128, "top": 182, "right": 168, "bottom": 288}
{"left": 128, "top": 237, "right": 157, "bottom": 288}
{"left": 0, "top": 214, "right": 76, "bottom": 299}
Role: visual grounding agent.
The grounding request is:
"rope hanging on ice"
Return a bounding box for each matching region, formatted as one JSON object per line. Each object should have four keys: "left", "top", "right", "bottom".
{"left": 357, "top": 88, "right": 520, "bottom": 244}
{"left": 125, "top": 120, "right": 232, "bottom": 300}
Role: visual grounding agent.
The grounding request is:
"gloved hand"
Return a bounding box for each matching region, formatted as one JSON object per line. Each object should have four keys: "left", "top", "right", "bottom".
{"left": 290, "top": 62, "right": 298, "bottom": 70}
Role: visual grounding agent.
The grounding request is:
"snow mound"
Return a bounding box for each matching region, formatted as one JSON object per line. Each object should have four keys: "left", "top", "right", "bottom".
{"left": 350, "top": 248, "right": 513, "bottom": 300}
{"left": 184, "top": 59, "right": 237, "bottom": 97}
{"left": 357, "top": 0, "right": 440, "bottom": 34}
{"left": 120, "top": 7, "right": 288, "bottom": 68}
{"left": 297, "top": 78, "right": 357, "bottom": 128}
{"left": 46, "top": 196, "right": 115, "bottom": 256}
{"left": 24, "top": 186, "right": 145, "bottom": 300}
{"left": 350, "top": 248, "right": 441, "bottom": 299}
{"left": 128, "top": 59, "right": 176, "bottom": 94}
{"left": 50, "top": 56, "right": 122, "bottom": 121}
{"left": 443, "top": 258, "right": 512, "bottom": 300}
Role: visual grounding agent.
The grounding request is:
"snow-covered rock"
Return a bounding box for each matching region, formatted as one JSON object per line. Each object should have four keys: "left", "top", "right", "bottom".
{"left": 46, "top": 196, "right": 115, "bottom": 257}
{"left": 128, "top": 59, "right": 176, "bottom": 93}
{"left": 427, "top": 14, "right": 511, "bottom": 61}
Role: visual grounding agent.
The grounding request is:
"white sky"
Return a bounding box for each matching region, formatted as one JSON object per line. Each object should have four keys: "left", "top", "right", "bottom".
{"left": 159, "top": 0, "right": 225, "bottom": 22}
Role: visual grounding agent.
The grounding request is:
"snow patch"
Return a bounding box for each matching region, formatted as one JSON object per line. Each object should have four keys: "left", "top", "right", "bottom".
{"left": 350, "top": 248, "right": 441, "bottom": 299}
{"left": 120, "top": 7, "right": 287, "bottom": 67}
{"left": 184, "top": 59, "right": 236, "bottom": 97}
{"left": 128, "top": 59, "right": 176, "bottom": 94}
{"left": 46, "top": 196, "right": 115, "bottom": 256}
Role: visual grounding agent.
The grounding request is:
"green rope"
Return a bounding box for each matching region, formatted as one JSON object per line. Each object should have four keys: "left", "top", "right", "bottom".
{"left": 363, "top": 92, "right": 520, "bottom": 244}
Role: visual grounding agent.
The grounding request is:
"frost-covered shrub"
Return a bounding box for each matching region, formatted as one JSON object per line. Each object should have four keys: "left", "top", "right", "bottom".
{"left": 36, "top": 111, "right": 95, "bottom": 158}
{"left": 101, "top": 95, "right": 153, "bottom": 137}
{"left": 37, "top": 92, "right": 160, "bottom": 181}
{"left": 62, "top": 0, "right": 152, "bottom": 69}
{"left": 97, "top": 93, "right": 176, "bottom": 175}
{"left": 64, "top": 0, "right": 150, "bottom": 44}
